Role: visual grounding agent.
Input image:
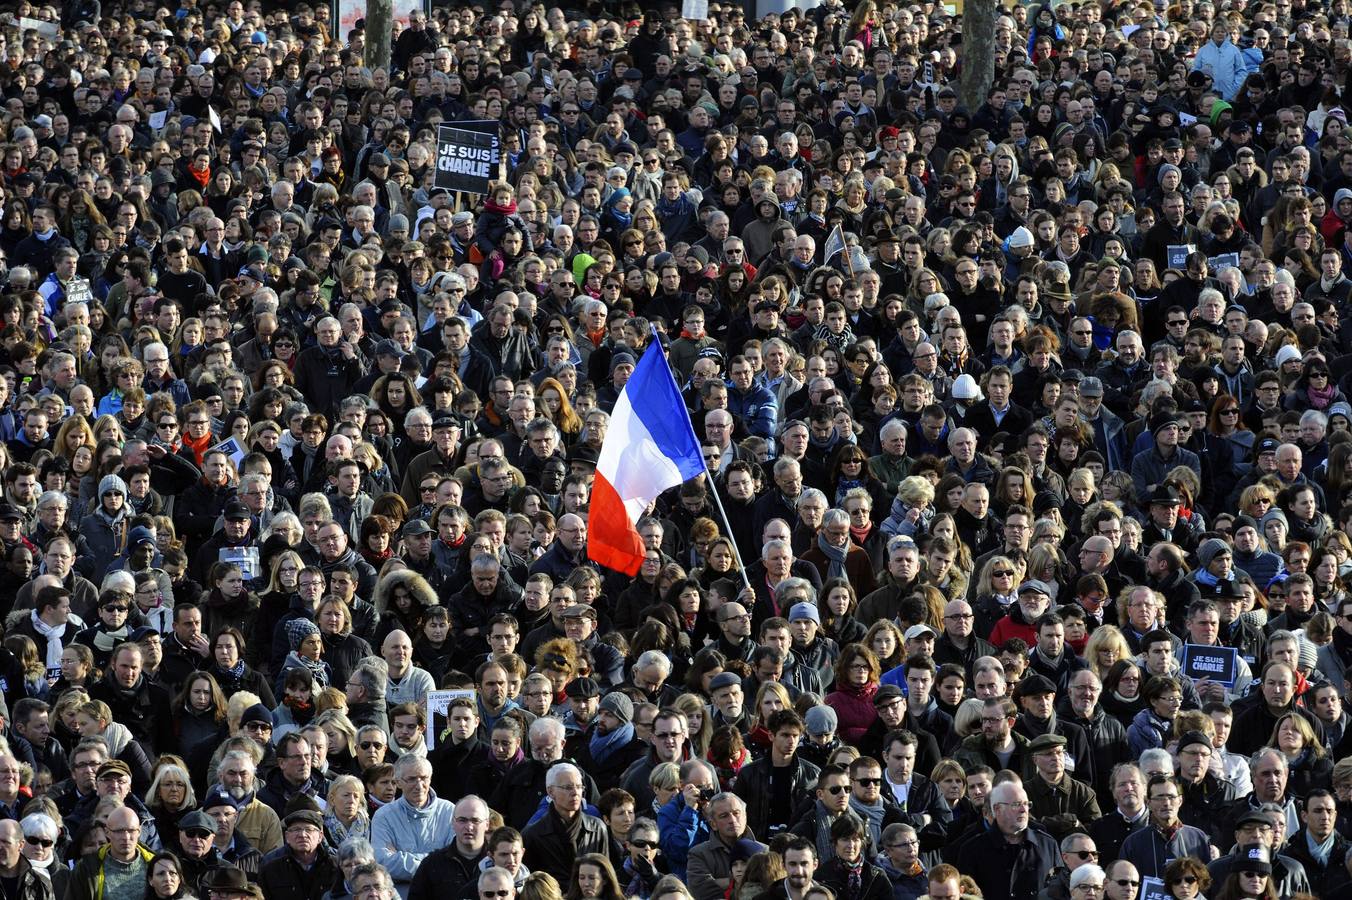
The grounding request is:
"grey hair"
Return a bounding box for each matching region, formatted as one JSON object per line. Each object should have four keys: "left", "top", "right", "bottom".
{"left": 1249, "top": 747, "right": 1288, "bottom": 773}
{"left": 1300, "top": 409, "right": 1328, "bottom": 428}
{"left": 762, "top": 538, "right": 791, "bottom": 558}
{"left": 479, "top": 867, "right": 515, "bottom": 890}
{"left": 1139, "top": 748, "right": 1172, "bottom": 775}
{"left": 351, "top": 657, "right": 389, "bottom": 698}
{"left": 337, "top": 836, "right": 376, "bottom": 865}
{"left": 19, "top": 813, "right": 57, "bottom": 841}
{"left": 298, "top": 493, "right": 333, "bottom": 521}
{"left": 776, "top": 577, "right": 816, "bottom": 605}
{"left": 101, "top": 571, "right": 136, "bottom": 595}
{"left": 822, "top": 508, "right": 849, "bottom": 530}
{"left": 636, "top": 651, "right": 672, "bottom": 677}
{"left": 36, "top": 490, "right": 66, "bottom": 510}
{"left": 880, "top": 419, "right": 907, "bottom": 440}
{"left": 797, "top": 488, "right": 826, "bottom": 508}
{"left": 546, "top": 762, "right": 582, "bottom": 789}
{"left": 529, "top": 716, "right": 566, "bottom": 744}
{"left": 393, "top": 752, "right": 432, "bottom": 779}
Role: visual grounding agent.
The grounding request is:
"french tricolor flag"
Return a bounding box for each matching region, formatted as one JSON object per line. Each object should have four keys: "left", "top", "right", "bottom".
{"left": 587, "top": 340, "right": 705, "bottom": 575}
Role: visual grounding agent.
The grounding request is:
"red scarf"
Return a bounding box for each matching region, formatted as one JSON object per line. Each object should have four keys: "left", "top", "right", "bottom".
{"left": 187, "top": 162, "right": 210, "bottom": 190}
{"left": 850, "top": 522, "right": 873, "bottom": 544}
{"left": 183, "top": 430, "right": 213, "bottom": 465}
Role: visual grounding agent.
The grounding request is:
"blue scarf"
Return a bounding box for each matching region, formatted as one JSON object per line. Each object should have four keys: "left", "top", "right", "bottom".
{"left": 589, "top": 722, "right": 635, "bottom": 764}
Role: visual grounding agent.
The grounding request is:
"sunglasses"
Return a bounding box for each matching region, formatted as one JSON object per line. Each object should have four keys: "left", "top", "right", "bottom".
{"left": 359, "top": 741, "right": 385, "bottom": 751}
{"left": 102, "top": 605, "right": 128, "bottom": 613}
{"left": 629, "top": 839, "right": 657, "bottom": 849}
{"left": 24, "top": 837, "right": 52, "bottom": 848}
{"left": 1171, "top": 876, "right": 1197, "bottom": 885}
{"left": 994, "top": 570, "right": 1015, "bottom": 577}
{"left": 1114, "top": 881, "right": 1140, "bottom": 889}
{"left": 854, "top": 778, "right": 882, "bottom": 786}
{"left": 823, "top": 785, "right": 849, "bottom": 795}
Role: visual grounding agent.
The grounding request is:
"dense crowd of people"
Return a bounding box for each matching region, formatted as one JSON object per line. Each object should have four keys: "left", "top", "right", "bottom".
{"left": 5, "top": 2, "right": 1352, "bottom": 900}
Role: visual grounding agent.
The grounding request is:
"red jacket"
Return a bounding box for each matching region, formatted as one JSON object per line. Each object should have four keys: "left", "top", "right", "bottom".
{"left": 826, "top": 681, "right": 879, "bottom": 744}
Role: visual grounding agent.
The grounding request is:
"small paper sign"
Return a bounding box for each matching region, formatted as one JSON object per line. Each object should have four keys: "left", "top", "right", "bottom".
{"left": 148, "top": 110, "right": 168, "bottom": 131}
{"left": 210, "top": 436, "right": 246, "bottom": 467}
{"left": 426, "top": 688, "right": 476, "bottom": 749}
{"left": 18, "top": 17, "right": 58, "bottom": 37}
{"left": 1207, "top": 252, "right": 1240, "bottom": 272}
{"left": 208, "top": 106, "right": 221, "bottom": 133}
{"left": 1140, "top": 877, "right": 1170, "bottom": 900}
{"left": 682, "top": 0, "right": 709, "bottom": 19}
{"left": 219, "top": 545, "right": 261, "bottom": 581}
{"left": 1181, "top": 643, "right": 1239, "bottom": 687}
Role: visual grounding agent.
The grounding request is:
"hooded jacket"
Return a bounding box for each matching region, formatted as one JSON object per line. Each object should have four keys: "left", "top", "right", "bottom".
{"left": 80, "top": 474, "right": 130, "bottom": 578}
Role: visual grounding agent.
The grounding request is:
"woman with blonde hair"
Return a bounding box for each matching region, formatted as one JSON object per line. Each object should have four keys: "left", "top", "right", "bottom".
{"left": 1025, "top": 543, "right": 1068, "bottom": 602}
{"left": 1268, "top": 710, "right": 1331, "bottom": 798}
{"left": 881, "top": 476, "right": 935, "bottom": 539}
{"left": 53, "top": 415, "right": 96, "bottom": 466}
{"left": 146, "top": 763, "right": 196, "bottom": 850}
{"left": 324, "top": 773, "right": 370, "bottom": 845}
{"left": 1084, "top": 625, "right": 1133, "bottom": 679}
{"left": 954, "top": 697, "right": 987, "bottom": 738}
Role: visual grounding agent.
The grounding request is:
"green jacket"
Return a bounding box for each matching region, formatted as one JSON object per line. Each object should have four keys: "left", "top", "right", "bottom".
{"left": 868, "top": 452, "right": 912, "bottom": 495}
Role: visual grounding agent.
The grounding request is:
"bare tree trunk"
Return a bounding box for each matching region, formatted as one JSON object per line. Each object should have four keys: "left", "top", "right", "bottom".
{"left": 365, "top": 0, "right": 393, "bottom": 75}
{"left": 959, "top": 0, "right": 998, "bottom": 112}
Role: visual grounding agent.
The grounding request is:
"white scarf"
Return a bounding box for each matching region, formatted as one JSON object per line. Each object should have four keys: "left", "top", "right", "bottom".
{"left": 30, "top": 611, "right": 64, "bottom": 674}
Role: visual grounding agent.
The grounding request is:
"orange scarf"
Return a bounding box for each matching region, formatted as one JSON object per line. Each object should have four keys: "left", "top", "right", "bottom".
{"left": 183, "top": 430, "right": 213, "bottom": 465}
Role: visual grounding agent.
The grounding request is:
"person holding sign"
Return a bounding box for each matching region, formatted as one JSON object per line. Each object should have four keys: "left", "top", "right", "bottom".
{"left": 1178, "top": 598, "right": 1253, "bottom": 702}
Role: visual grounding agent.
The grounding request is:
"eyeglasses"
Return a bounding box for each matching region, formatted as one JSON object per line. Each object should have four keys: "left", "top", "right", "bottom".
{"left": 1071, "top": 850, "right": 1099, "bottom": 859}
{"left": 854, "top": 778, "right": 882, "bottom": 786}
{"left": 360, "top": 741, "right": 385, "bottom": 751}
{"left": 629, "top": 839, "right": 657, "bottom": 849}
{"left": 824, "top": 785, "right": 849, "bottom": 795}
{"left": 23, "top": 837, "right": 52, "bottom": 848}
{"left": 102, "top": 605, "right": 128, "bottom": 613}
{"left": 1171, "top": 876, "right": 1198, "bottom": 885}
{"left": 993, "top": 570, "right": 1015, "bottom": 578}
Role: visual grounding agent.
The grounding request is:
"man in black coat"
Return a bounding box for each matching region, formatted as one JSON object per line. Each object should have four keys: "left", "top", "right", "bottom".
{"left": 732, "top": 709, "right": 821, "bottom": 840}
{"left": 522, "top": 762, "right": 619, "bottom": 883}
{"left": 88, "top": 644, "right": 173, "bottom": 755}
{"left": 408, "top": 796, "right": 488, "bottom": 900}
{"left": 257, "top": 810, "right": 339, "bottom": 900}
{"left": 1058, "top": 669, "right": 1129, "bottom": 805}
{"left": 955, "top": 781, "right": 1059, "bottom": 900}
{"left": 1283, "top": 790, "right": 1350, "bottom": 895}
{"left": 428, "top": 697, "right": 488, "bottom": 802}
